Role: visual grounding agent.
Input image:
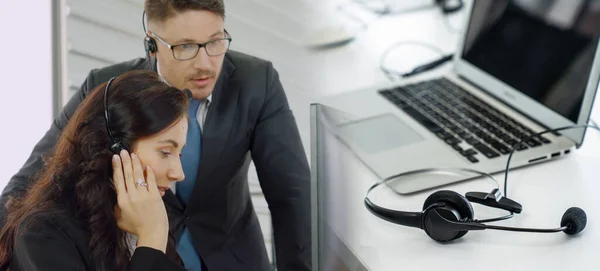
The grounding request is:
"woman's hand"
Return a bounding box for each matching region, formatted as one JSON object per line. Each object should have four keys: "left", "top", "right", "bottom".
{"left": 112, "top": 150, "right": 169, "bottom": 253}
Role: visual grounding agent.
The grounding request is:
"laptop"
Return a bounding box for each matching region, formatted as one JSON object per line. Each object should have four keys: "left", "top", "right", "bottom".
{"left": 321, "top": 0, "right": 600, "bottom": 194}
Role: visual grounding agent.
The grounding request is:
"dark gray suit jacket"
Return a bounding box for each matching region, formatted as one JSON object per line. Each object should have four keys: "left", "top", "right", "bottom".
{"left": 0, "top": 51, "right": 311, "bottom": 270}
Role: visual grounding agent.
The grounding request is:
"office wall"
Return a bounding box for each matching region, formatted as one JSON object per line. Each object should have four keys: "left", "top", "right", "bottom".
{"left": 65, "top": 0, "right": 146, "bottom": 99}
{"left": 0, "top": 2, "right": 53, "bottom": 189}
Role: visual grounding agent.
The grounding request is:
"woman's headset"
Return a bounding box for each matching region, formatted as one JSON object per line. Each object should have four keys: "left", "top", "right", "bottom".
{"left": 103, "top": 77, "right": 127, "bottom": 155}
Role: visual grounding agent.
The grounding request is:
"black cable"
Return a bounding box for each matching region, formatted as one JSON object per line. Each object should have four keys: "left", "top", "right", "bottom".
{"left": 503, "top": 121, "right": 600, "bottom": 198}
{"left": 379, "top": 0, "right": 464, "bottom": 81}
{"left": 377, "top": 4, "right": 463, "bottom": 81}
{"left": 379, "top": 40, "right": 453, "bottom": 80}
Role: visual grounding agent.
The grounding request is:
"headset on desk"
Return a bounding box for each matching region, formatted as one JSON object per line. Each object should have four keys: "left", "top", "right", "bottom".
{"left": 364, "top": 122, "right": 594, "bottom": 242}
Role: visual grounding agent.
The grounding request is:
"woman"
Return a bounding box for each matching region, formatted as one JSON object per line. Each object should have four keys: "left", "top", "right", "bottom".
{"left": 0, "top": 70, "right": 190, "bottom": 270}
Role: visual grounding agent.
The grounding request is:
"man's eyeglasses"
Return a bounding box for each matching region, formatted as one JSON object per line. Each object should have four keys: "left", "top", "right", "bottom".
{"left": 150, "top": 30, "right": 232, "bottom": 60}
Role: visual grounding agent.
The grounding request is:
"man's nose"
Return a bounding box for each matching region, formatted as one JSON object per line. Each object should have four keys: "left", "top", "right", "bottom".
{"left": 192, "top": 47, "right": 212, "bottom": 71}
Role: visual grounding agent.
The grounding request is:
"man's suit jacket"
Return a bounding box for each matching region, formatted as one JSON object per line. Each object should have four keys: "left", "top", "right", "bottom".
{"left": 8, "top": 211, "right": 187, "bottom": 270}
{"left": 0, "top": 51, "right": 311, "bottom": 270}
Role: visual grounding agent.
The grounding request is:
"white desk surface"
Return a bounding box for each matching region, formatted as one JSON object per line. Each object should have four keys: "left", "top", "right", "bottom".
{"left": 321, "top": 122, "right": 600, "bottom": 271}
{"left": 310, "top": 2, "right": 600, "bottom": 271}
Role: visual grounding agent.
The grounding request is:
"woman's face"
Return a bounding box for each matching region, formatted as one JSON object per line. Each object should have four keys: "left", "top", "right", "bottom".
{"left": 132, "top": 117, "right": 187, "bottom": 196}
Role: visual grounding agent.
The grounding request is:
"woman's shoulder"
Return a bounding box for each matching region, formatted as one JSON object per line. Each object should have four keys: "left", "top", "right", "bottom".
{"left": 10, "top": 210, "right": 95, "bottom": 270}
{"left": 19, "top": 209, "right": 81, "bottom": 234}
{"left": 16, "top": 209, "right": 89, "bottom": 249}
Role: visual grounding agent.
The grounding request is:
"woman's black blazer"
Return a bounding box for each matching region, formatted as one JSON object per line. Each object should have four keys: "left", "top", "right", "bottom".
{"left": 7, "top": 212, "right": 186, "bottom": 271}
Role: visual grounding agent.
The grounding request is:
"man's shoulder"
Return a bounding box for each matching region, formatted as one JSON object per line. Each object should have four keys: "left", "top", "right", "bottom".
{"left": 226, "top": 50, "right": 269, "bottom": 66}
{"left": 85, "top": 57, "right": 153, "bottom": 93}
{"left": 225, "top": 50, "right": 274, "bottom": 77}
{"left": 224, "top": 50, "right": 279, "bottom": 90}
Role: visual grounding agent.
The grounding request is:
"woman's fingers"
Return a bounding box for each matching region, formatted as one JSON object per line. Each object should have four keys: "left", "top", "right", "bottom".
{"left": 112, "top": 155, "right": 127, "bottom": 194}
{"left": 145, "top": 166, "right": 160, "bottom": 196}
{"left": 131, "top": 153, "right": 147, "bottom": 192}
{"left": 119, "top": 150, "right": 136, "bottom": 194}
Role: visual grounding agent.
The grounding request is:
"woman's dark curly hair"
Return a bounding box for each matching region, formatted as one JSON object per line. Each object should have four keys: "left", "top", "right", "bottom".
{"left": 0, "top": 70, "right": 189, "bottom": 270}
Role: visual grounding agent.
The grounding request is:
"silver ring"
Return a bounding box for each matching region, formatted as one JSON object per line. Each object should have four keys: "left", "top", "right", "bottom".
{"left": 135, "top": 179, "right": 148, "bottom": 187}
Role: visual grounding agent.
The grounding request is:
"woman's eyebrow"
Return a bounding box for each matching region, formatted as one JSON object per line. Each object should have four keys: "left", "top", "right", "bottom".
{"left": 158, "top": 139, "right": 178, "bottom": 148}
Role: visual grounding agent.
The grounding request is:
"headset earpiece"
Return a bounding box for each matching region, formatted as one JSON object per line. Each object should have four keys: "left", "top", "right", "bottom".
{"left": 422, "top": 190, "right": 474, "bottom": 242}
{"left": 110, "top": 142, "right": 125, "bottom": 155}
{"left": 144, "top": 35, "right": 157, "bottom": 56}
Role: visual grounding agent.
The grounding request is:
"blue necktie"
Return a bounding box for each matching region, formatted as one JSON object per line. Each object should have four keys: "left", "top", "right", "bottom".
{"left": 177, "top": 99, "right": 203, "bottom": 270}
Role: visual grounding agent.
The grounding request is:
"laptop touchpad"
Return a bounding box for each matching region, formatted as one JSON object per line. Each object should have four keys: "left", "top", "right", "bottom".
{"left": 337, "top": 114, "right": 424, "bottom": 154}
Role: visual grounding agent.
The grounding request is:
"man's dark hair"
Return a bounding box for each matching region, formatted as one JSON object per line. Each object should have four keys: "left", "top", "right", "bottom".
{"left": 145, "top": 0, "right": 225, "bottom": 23}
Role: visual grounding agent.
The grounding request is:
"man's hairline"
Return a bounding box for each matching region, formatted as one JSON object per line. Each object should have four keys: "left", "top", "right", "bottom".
{"left": 146, "top": 9, "right": 225, "bottom": 29}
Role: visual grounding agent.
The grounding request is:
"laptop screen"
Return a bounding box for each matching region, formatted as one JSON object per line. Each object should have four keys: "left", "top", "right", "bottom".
{"left": 461, "top": 0, "right": 600, "bottom": 122}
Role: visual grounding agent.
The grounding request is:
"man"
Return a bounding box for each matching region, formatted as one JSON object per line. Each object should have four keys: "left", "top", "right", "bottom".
{"left": 0, "top": 0, "right": 311, "bottom": 270}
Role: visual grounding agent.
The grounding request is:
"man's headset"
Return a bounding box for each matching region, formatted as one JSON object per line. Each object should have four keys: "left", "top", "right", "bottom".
{"left": 364, "top": 123, "right": 593, "bottom": 242}
{"left": 142, "top": 11, "right": 157, "bottom": 57}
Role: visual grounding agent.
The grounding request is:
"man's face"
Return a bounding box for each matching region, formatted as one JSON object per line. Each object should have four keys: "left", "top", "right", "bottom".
{"left": 150, "top": 10, "right": 226, "bottom": 99}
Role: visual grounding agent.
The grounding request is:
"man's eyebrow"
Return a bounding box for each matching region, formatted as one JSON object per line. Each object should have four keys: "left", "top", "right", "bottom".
{"left": 173, "top": 30, "right": 224, "bottom": 44}
{"left": 209, "top": 30, "right": 224, "bottom": 38}
{"left": 173, "top": 38, "right": 196, "bottom": 44}
{"left": 158, "top": 139, "right": 179, "bottom": 148}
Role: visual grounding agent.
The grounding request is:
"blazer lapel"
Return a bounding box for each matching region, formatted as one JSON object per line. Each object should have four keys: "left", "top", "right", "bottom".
{"left": 163, "top": 189, "right": 184, "bottom": 211}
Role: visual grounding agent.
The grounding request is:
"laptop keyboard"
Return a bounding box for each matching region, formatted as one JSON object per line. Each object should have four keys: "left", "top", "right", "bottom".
{"left": 379, "top": 78, "right": 552, "bottom": 163}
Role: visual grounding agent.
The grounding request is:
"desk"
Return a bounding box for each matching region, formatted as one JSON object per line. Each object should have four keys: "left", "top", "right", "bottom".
{"left": 315, "top": 109, "right": 600, "bottom": 271}
{"left": 311, "top": 2, "right": 600, "bottom": 271}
